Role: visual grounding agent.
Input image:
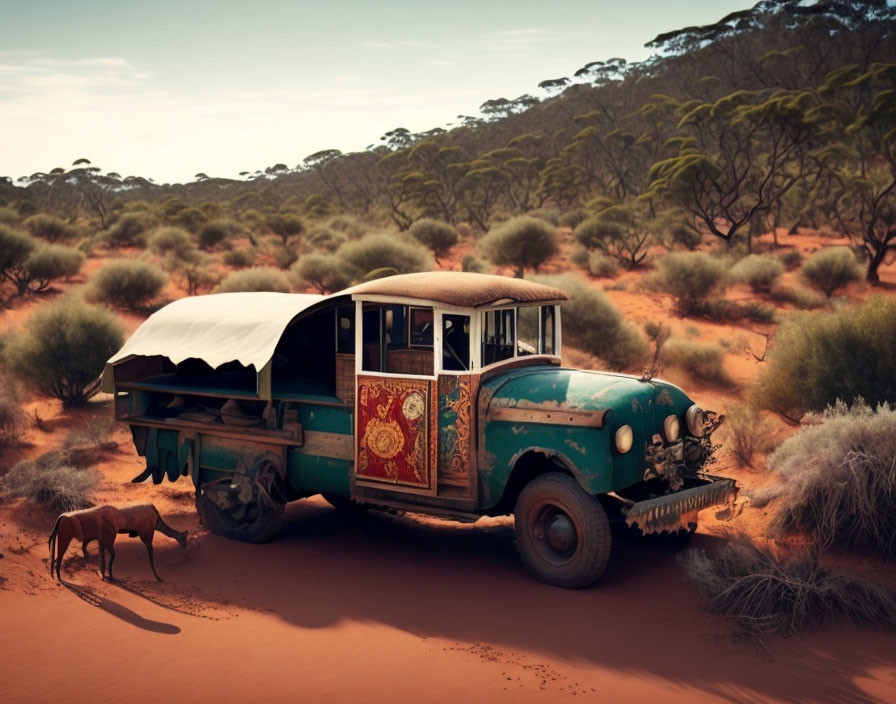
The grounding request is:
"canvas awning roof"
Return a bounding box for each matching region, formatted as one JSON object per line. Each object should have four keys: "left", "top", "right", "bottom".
{"left": 102, "top": 292, "right": 327, "bottom": 394}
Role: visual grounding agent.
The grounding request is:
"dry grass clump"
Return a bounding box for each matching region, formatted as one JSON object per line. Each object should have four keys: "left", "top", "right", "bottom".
{"left": 661, "top": 338, "right": 730, "bottom": 385}
{"left": 1, "top": 458, "right": 99, "bottom": 513}
{"left": 728, "top": 254, "right": 784, "bottom": 293}
{"left": 215, "top": 266, "right": 290, "bottom": 293}
{"left": 724, "top": 404, "right": 776, "bottom": 468}
{"left": 764, "top": 401, "right": 896, "bottom": 560}
{"left": 0, "top": 392, "right": 29, "bottom": 449}
{"left": 799, "top": 246, "right": 862, "bottom": 297}
{"left": 769, "top": 283, "right": 826, "bottom": 310}
{"left": 680, "top": 541, "right": 896, "bottom": 636}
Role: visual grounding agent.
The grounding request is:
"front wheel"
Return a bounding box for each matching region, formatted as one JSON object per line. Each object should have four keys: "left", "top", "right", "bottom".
{"left": 514, "top": 473, "right": 611, "bottom": 589}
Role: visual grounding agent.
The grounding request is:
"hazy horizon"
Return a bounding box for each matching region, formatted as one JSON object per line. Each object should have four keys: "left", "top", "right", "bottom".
{"left": 0, "top": 0, "right": 748, "bottom": 184}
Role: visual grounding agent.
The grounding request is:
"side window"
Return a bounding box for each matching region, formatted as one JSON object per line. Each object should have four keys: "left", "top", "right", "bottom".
{"left": 517, "top": 306, "right": 538, "bottom": 356}
{"left": 336, "top": 305, "right": 355, "bottom": 354}
{"left": 409, "top": 307, "right": 434, "bottom": 348}
{"left": 361, "top": 303, "right": 434, "bottom": 376}
{"left": 541, "top": 305, "right": 556, "bottom": 355}
{"left": 442, "top": 314, "right": 470, "bottom": 371}
{"left": 481, "top": 309, "right": 515, "bottom": 366}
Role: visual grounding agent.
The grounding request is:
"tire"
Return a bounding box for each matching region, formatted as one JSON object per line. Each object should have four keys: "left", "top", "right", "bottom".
{"left": 196, "top": 453, "right": 285, "bottom": 543}
{"left": 321, "top": 493, "right": 368, "bottom": 514}
{"left": 514, "top": 473, "right": 611, "bottom": 589}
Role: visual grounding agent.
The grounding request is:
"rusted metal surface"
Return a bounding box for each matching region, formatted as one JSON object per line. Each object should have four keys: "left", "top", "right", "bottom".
{"left": 623, "top": 475, "right": 738, "bottom": 535}
{"left": 294, "top": 430, "right": 354, "bottom": 461}
{"left": 487, "top": 405, "right": 608, "bottom": 428}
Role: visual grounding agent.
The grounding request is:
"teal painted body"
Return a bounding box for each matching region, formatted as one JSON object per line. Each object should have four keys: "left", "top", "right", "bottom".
{"left": 477, "top": 366, "right": 695, "bottom": 510}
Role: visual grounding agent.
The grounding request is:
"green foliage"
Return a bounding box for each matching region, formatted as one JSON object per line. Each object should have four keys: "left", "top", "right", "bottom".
{"left": 170, "top": 207, "right": 207, "bottom": 233}
{"left": 3, "top": 296, "right": 123, "bottom": 405}
{"left": 479, "top": 216, "right": 559, "bottom": 278}
{"left": 223, "top": 247, "right": 257, "bottom": 268}
{"left": 799, "top": 247, "right": 862, "bottom": 297}
{"left": 588, "top": 251, "right": 619, "bottom": 277}
{"left": 652, "top": 251, "right": 728, "bottom": 314}
{"left": 23, "top": 213, "right": 76, "bottom": 241}
{"left": 147, "top": 226, "right": 194, "bottom": 258}
{"left": 214, "top": 266, "right": 291, "bottom": 293}
{"left": 290, "top": 253, "right": 352, "bottom": 293}
{"left": 574, "top": 203, "right": 651, "bottom": 269}
{"left": 570, "top": 244, "right": 589, "bottom": 268}
{"left": 409, "top": 218, "right": 458, "bottom": 259}
{"left": 728, "top": 254, "right": 784, "bottom": 292}
{"left": 86, "top": 260, "right": 168, "bottom": 309}
{"left": 0, "top": 225, "right": 38, "bottom": 297}
{"left": 265, "top": 212, "right": 305, "bottom": 242}
{"left": 24, "top": 245, "right": 85, "bottom": 289}
{"left": 764, "top": 401, "right": 896, "bottom": 560}
{"left": 198, "top": 219, "right": 239, "bottom": 250}
{"left": 531, "top": 274, "right": 647, "bottom": 370}
{"left": 754, "top": 297, "right": 896, "bottom": 417}
{"left": 461, "top": 254, "right": 488, "bottom": 273}
{"left": 105, "top": 213, "right": 149, "bottom": 247}
{"left": 661, "top": 338, "right": 729, "bottom": 384}
{"left": 336, "top": 233, "right": 433, "bottom": 279}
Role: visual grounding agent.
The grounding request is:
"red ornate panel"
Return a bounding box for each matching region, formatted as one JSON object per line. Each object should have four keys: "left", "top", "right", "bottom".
{"left": 356, "top": 375, "right": 437, "bottom": 488}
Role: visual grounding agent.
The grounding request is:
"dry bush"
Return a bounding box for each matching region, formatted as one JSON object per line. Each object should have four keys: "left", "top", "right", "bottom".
{"left": 104, "top": 213, "right": 150, "bottom": 247}
{"left": 570, "top": 244, "right": 589, "bottom": 268}
{"left": 1, "top": 458, "right": 99, "bottom": 513}
{"left": 86, "top": 259, "right": 168, "bottom": 309}
{"left": 680, "top": 541, "right": 896, "bottom": 636}
{"left": 769, "top": 283, "right": 826, "bottom": 310}
{"left": 23, "top": 213, "right": 76, "bottom": 242}
{"left": 409, "top": 218, "right": 458, "bottom": 260}
{"left": 0, "top": 393, "right": 29, "bottom": 449}
{"left": 0, "top": 206, "right": 20, "bottom": 225}
{"left": 23, "top": 245, "right": 85, "bottom": 290}
{"left": 326, "top": 214, "right": 369, "bottom": 239}
{"left": 306, "top": 226, "right": 346, "bottom": 253}
{"left": 777, "top": 249, "right": 803, "bottom": 269}
{"left": 223, "top": 247, "right": 257, "bottom": 268}
{"left": 651, "top": 252, "right": 728, "bottom": 315}
{"left": 456, "top": 222, "right": 474, "bottom": 240}
{"left": 724, "top": 404, "right": 776, "bottom": 467}
{"left": 754, "top": 297, "right": 896, "bottom": 416}
{"left": 148, "top": 226, "right": 194, "bottom": 258}
{"left": 764, "top": 401, "right": 896, "bottom": 560}
{"left": 198, "top": 219, "right": 240, "bottom": 250}
{"left": 479, "top": 216, "right": 559, "bottom": 278}
{"left": 662, "top": 339, "right": 730, "bottom": 385}
{"left": 290, "top": 253, "right": 352, "bottom": 294}
{"left": 336, "top": 233, "right": 433, "bottom": 279}
{"left": 461, "top": 254, "right": 488, "bottom": 273}
{"left": 800, "top": 246, "right": 862, "bottom": 297}
{"left": 531, "top": 274, "right": 647, "bottom": 371}
{"left": 728, "top": 254, "right": 784, "bottom": 293}
{"left": 588, "top": 251, "right": 619, "bottom": 277}
{"left": 3, "top": 297, "right": 124, "bottom": 405}
{"left": 215, "top": 266, "right": 290, "bottom": 293}
{"left": 265, "top": 212, "right": 305, "bottom": 243}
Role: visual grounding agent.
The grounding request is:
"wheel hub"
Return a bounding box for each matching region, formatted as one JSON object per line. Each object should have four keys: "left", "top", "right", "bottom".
{"left": 547, "top": 514, "right": 576, "bottom": 553}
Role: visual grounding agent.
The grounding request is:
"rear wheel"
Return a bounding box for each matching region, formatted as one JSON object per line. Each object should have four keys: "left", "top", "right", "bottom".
{"left": 196, "top": 452, "right": 285, "bottom": 543}
{"left": 514, "top": 473, "right": 611, "bottom": 589}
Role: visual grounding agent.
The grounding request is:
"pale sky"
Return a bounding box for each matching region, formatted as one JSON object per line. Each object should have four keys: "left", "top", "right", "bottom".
{"left": 0, "top": 0, "right": 748, "bottom": 184}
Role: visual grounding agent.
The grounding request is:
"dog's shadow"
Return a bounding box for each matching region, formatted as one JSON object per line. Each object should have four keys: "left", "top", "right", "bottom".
{"left": 62, "top": 581, "right": 181, "bottom": 635}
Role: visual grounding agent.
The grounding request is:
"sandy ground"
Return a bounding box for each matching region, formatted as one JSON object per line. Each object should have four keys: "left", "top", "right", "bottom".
{"left": 2, "top": 231, "right": 896, "bottom": 703}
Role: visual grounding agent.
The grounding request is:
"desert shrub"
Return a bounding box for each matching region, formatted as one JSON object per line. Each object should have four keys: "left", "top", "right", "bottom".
{"left": 559, "top": 208, "right": 589, "bottom": 229}
{"left": 0, "top": 206, "right": 20, "bottom": 225}
{"left": 198, "top": 219, "right": 239, "bottom": 250}
{"left": 64, "top": 416, "right": 119, "bottom": 449}
{"left": 680, "top": 541, "right": 896, "bottom": 636}
{"left": 223, "top": 247, "right": 257, "bottom": 268}
{"left": 570, "top": 244, "right": 589, "bottom": 268}
{"left": 764, "top": 401, "right": 896, "bottom": 560}
{"left": 800, "top": 247, "right": 862, "bottom": 297}
{"left": 461, "top": 254, "right": 488, "bottom": 273}
{"left": 0, "top": 393, "right": 29, "bottom": 449}
{"left": 527, "top": 209, "right": 561, "bottom": 227}
{"left": 290, "top": 254, "right": 352, "bottom": 294}
{"left": 0, "top": 225, "right": 38, "bottom": 297}
{"left": 215, "top": 266, "right": 290, "bottom": 293}
{"left": 265, "top": 241, "right": 299, "bottom": 270}
{"left": 769, "top": 284, "right": 826, "bottom": 310}
{"left": 1, "top": 459, "right": 99, "bottom": 512}
{"left": 105, "top": 213, "right": 149, "bottom": 247}
{"left": 23, "top": 213, "right": 76, "bottom": 242}
{"left": 652, "top": 252, "right": 727, "bottom": 315}
{"left": 336, "top": 233, "right": 433, "bottom": 279}
{"left": 479, "top": 216, "right": 559, "bottom": 278}
{"left": 754, "top": 297, "right": 896, "bottom": 417}
{"left": 326, "top": 214, "right": 369, "bottom": 239}
{"left": 724, "top": 404, "right": 776, "bottom": 467}
{"left": 147, "top": 226, "right": 194, "bottom": 258}
{"left": 302, "top": 194, "right": 337, "bottom": 219}
{"left": 456, "top": 222, "right": 474, "bottom": 240}
{"left": 3, "top": 297, "right": 123, "bottom": 405}
{"left": 739, "top": 301, "right": 776, "bottom": 324}
{"left": 662, "top": 339, "right": 729, "bottom": 385}
{"left": 306, "top": 226, "right": 346, "bottom": 253}
{"left": 86, "top": 260, "right": 168, "bottom": 309}
{"left": 588, "top": 252, "right": 619, "bottom": 278}
{"left": 164, "top": 249, "right": 219, "bottom": 295}
{"left": 266, "top": 212, "right": 305, "bottom": 243}
{"left": 76, "top": 236, "right": 98, "bottom": 257}
{"left": 532, "top": 274, "right": 647, "bottom": 370}
{"left": 409, "top": 218, "right": 458, "bottom": 260}
{"left": 728, "top": 254, "right": 784, "bottom": 293}
{"left": 171, "top": 207, "right": 207, "bottom": 233}
{"left": 23, "top": 245, "right": 85, "bottom": 290}
{"left": 778, "top": 249, "right": 803, "bottom": 269}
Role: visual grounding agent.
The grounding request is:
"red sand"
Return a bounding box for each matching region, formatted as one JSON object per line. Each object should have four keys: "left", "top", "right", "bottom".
{"left": 2, "top": 232, "right": 896, "bottom": 703}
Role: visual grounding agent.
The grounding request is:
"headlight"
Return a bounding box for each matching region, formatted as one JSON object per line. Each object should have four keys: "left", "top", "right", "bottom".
{"left": 615, "top": 425, "right": 633, "bottom": 453}
{"left": 663, "top": 414, "right": 680, "bottom": 442}
{"left": 686, "top": 405, "right": 705, "bottom": 436}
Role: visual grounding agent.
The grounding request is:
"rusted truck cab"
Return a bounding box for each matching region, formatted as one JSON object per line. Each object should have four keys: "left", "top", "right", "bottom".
{"left": 104, "top": 272, "right": 734, "bottom": 588}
